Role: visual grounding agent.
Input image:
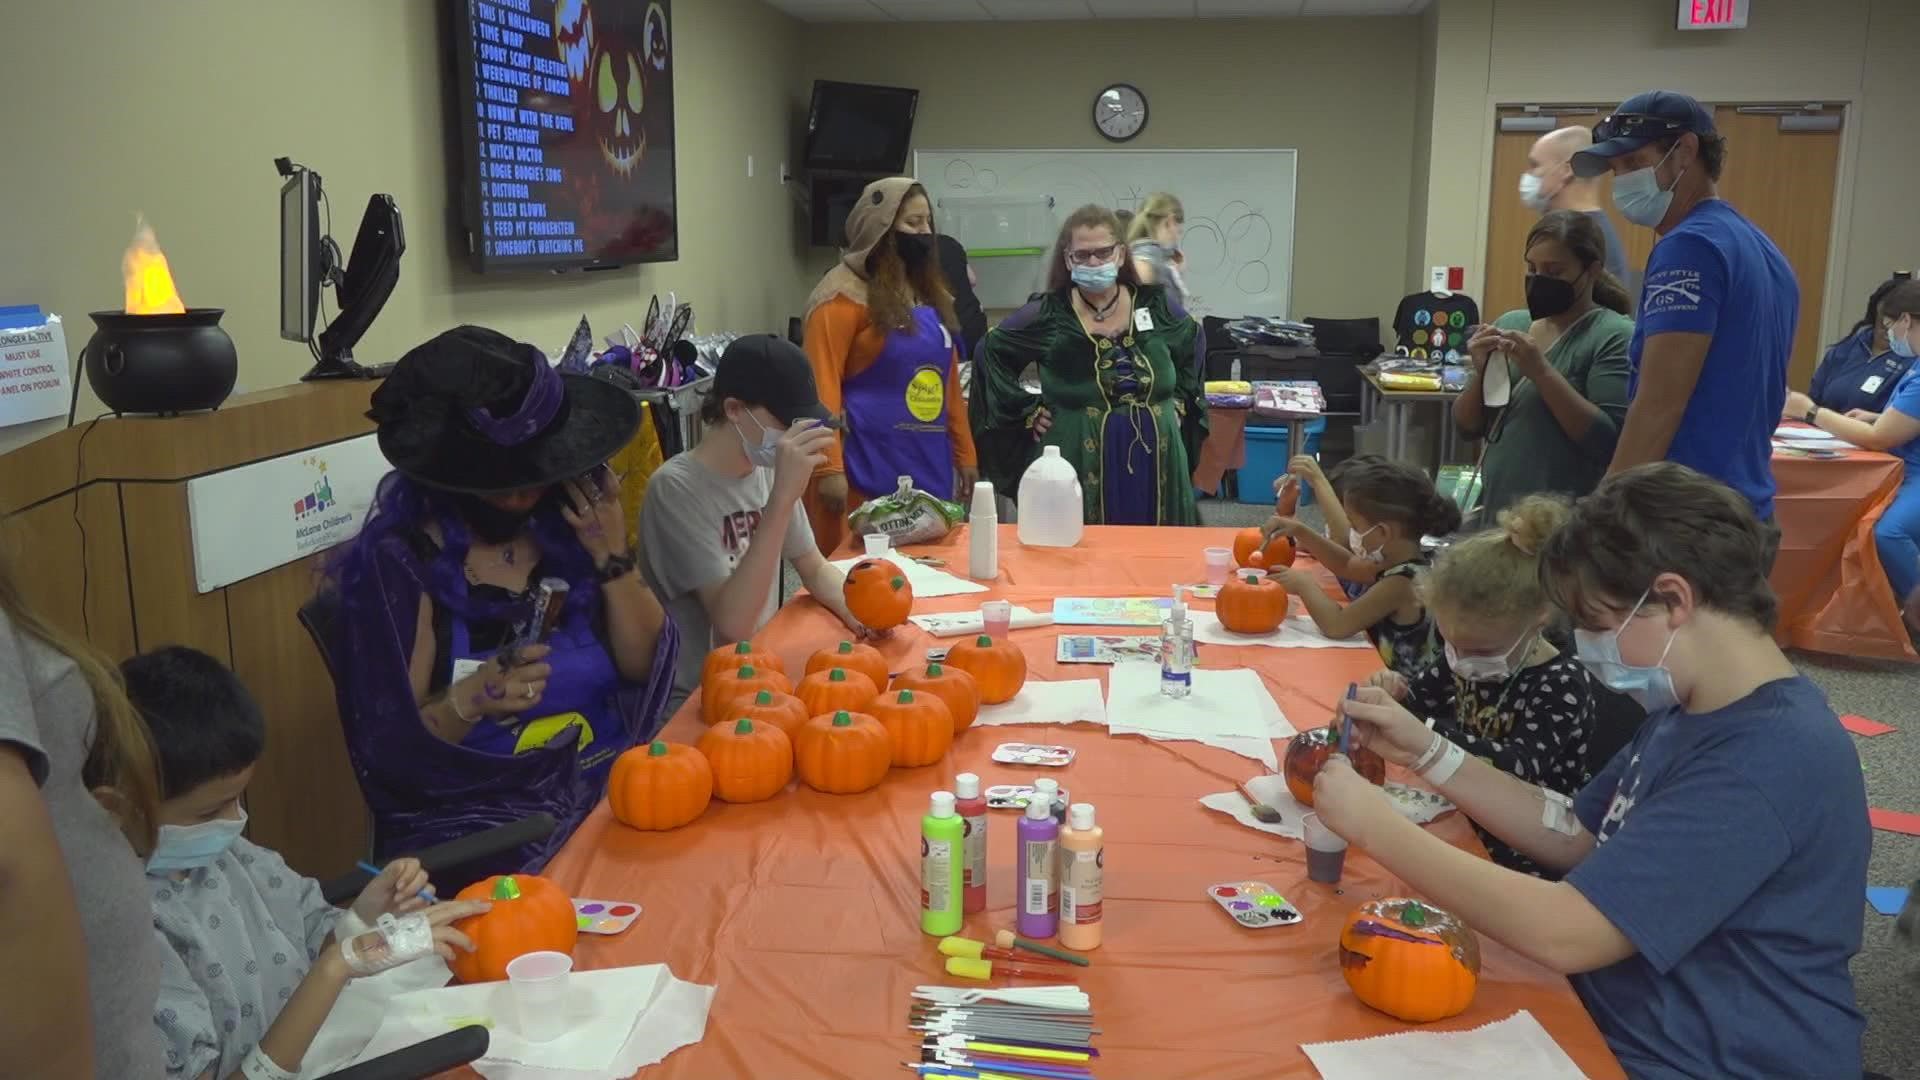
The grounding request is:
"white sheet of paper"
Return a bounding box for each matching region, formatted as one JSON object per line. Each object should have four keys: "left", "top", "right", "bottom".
{"left": 973, "top": 679, "right": 1108, "bottom": 728}
{"left": 297, "top": 958, "right": 454, "bottom": 1078}
{"left": 1189, "top": 611, "right": 1370, "bottom": 649}
{"left": 1301, "top": 1010, "right": 1587, "bottom": 1080}
{"left": 1104, "top": 662, "right": 1290, "bottom": 768}
{"left": 909, "top": 606, "right": 1051, "bottom": 638}
{"left": 1774, "top": 425, "right": 1844, "bottom": 441}
{"left": 827, "top": 556, "right": 989, "bottom": 598}
{"left": 1198, "top": 775, "right": 1454, "bottom": 840}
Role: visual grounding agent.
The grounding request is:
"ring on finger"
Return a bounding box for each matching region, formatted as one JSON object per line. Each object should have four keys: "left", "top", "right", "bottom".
{"left": 523, "top": 682, "right": 537, "bottom": 700}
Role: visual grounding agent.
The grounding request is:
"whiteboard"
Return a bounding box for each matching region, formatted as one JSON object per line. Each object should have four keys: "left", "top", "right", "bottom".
{"left": 915, "top": 148, "right": 1297, "bottom": 319}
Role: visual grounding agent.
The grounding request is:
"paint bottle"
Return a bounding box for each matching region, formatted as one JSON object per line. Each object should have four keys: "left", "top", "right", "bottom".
{"left": 921, "top": 791, "right": 964, "bottom": 937}
{"left": 969, "top": 481, "right": 999, "bottom": 581}
{"left": 1057, "top": 803, "right": 1104, "bottom": 952}
{"left": 953, "top": 773, "right": 988, "bottom": 915}
{"left": 1160, "top": 586, "right": 1194, "bottom": 699}
{"left": 1033, "top": 777, "right": 1066, "bottom": 824}
{"left": 1016, "top": 797, "right": 1059, "bottom": 939}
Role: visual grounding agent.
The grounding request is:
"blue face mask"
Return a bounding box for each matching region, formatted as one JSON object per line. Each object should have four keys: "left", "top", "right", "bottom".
{"left": 148, "top": 807, "right": 248, "bottom": 873}
{"left": 1611, "top": 142, "right": 1685, "bottom": 228}
{"left": 732, "top": 411, "right": 781, "bottom": 468}
{"left": 1887, "top": 318, "right": 1917, "bottom": 359}
{"left": 1069, "top": 261, "right": 1120, "bottom": 293}
{"left": 1573, "top": 590, "right": 1680, "bottom": 712}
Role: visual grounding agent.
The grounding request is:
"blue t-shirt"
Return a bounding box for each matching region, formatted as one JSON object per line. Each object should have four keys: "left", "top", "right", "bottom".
{"left": 1566, "top": 676, "right": 1867, "bottom": 1079}
{"left": 1883, "top": 366, "right": 1920, "bottom": 471}
{"left": 1809, "top": 327, "right": 1913, "bottom": 415}
{"left": 1629, "top": 200, "right": 1799, "bottom": 520}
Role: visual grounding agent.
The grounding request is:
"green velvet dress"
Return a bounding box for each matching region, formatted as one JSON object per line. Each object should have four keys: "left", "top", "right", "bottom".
{"left": 971, "top": 285, "right": 1207, "bottom": 526}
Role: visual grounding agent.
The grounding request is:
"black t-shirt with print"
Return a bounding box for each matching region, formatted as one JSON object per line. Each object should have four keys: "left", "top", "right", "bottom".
{"left": 1391, "top": 292, "right": 1481, "bottom": 361}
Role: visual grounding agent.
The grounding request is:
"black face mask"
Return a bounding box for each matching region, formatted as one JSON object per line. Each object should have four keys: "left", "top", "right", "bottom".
{"left": 1525, "top": 272, "right": 1581, "bottom": 320}
{"left": 894, "top": 231, "right": 933, "bottom": 270}
{"left": 454, "top": 491, "right": 547, "bottom": 545}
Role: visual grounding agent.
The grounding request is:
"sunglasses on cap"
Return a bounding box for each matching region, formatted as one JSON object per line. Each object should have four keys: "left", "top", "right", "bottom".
{"left": 1591, "top": 112, "right": 1690, "bottom": 143}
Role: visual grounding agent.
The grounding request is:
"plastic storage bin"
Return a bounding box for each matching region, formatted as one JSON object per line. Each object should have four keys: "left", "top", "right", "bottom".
{"left": 1234, "top": 418, "right": 1327, "bottom": 506}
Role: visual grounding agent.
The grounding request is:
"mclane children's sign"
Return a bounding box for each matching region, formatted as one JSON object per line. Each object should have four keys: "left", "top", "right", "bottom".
{"left": 186, "top": 433, "right": 388, "bottom": 593}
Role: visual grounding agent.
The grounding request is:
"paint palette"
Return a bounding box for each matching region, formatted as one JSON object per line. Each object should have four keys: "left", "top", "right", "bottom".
{"left": 992, "top": 743, "right": 1076, "bottom": 767}
{"left": 572, "top": 898, "right": 641, "bottom": 935}
{"left": 985, "top": 783, "right": 1069, "bottom": 810}
{"left": 1207, "top": 881, "right": 1302, "bottom": 929}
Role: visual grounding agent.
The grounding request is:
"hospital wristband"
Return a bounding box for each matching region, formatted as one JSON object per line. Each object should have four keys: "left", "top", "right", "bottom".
{"left": 1409, "top": 730, "right": 1447, "bottom": 774}
{"left": 241, "top": 1047, "right": 298, "bottom": 1080}
{"left": 1417, "top": 738, "right": 1468, "bottom": 787}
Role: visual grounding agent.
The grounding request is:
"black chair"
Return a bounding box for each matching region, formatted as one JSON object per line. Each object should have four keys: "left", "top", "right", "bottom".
{"left": 318, "top": 1025, "right": 489, "bottom": 1079}
{"left": 1586, "top": 684, "right": 1647, "bottom": 778}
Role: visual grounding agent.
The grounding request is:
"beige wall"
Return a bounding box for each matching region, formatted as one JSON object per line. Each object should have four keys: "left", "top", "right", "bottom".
{"left": 0, "top": 0, "right": 810, "bottom": 452}
{"left": 1414, "top": 0, "right": 1920, "bottom": 344}
{"left": 800, "top": 17, "right": 1422, "bottom": 332}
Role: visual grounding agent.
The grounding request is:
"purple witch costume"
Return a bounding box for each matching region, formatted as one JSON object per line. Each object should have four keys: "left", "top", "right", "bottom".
{"left": 322, "top": 327, "right": 677, "bottom": 883}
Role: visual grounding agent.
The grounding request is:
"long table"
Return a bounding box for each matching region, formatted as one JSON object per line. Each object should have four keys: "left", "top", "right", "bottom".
{"left": 538, "top": 526, "right": 1624, "bottom": 1079}
{"left": 1771, "top": 440, "right": 1916, "bottom": 662}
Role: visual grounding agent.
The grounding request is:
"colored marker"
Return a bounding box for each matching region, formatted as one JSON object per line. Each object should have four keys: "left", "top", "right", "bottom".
{"left": 1339, "top": 683, "right": 1357, "bottom": 754}
{"left": 356, "top": 861, "right": 436, "bottom": 905}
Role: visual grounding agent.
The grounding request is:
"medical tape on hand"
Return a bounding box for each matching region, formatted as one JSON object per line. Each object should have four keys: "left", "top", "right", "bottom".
{"left": 335, "top": 908, "right": 374, "bottom": 943}
{"left": 1541, "top": 787, "right": 1581, "bottom": 836}
{"left": 338, "top": 911, "right": 436, "bottom": 976}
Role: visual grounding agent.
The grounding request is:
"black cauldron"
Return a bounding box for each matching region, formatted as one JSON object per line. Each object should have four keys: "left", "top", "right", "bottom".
{"left": 84, "top": 308, "right": 238, "bottom": 415}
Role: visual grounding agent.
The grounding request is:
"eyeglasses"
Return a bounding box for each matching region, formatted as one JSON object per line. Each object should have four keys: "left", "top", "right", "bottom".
{"left": 1591, "top": 112, "right": 1689, "bottom": 143}
{"left": 1065, "top": 243, "right": 1121, "bottom": 267}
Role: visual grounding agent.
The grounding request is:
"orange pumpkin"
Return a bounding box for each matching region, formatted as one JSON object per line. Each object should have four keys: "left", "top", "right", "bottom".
{"left": 891, "top": 662, "right": 980, "bottom": 734}
{"left": 1339, "top": 898, "right": 1481, "bottom": 1022}
{"left": 696, "top": 718, "right": 793, "bottom": 803}
{"left": 702, "top": 664, "right": 793, "bottom": 726}
{"left": 944, "top": 634, "right": 1027, "bottom": 705}
{"left": 449, "top": 874, "right": 579, "bottom": 983}
{"left": 793, "top": 709, "right": 892, "bottom": 794}
{"left": 701, "top": 640, "right": 784, "bottom": 688}
{"left": 796, "top": 666, "right": 879, "bottom": 718}
{"left": 843, "top": 557, "right": 914, "bottom": 630}
{"left": 806, "top": 640, "right": 889, "bottom": 691}
{"left": 732, "top": 689, "right": 811, "bottom": 739}
{"left": 1283, "top": 724, "right": 1387, "bottom": 807}
{"left": 1232, "top": 527, "right": 1296, "bottom": 570}
{"left": 868, "top": 688, "right": 954, "bottom": 767}
{"left": 1217, "top": 571, "right": 1289, "bottom": 634}
{"left": 607, "top": 740, "right": 713, "bottom": 831}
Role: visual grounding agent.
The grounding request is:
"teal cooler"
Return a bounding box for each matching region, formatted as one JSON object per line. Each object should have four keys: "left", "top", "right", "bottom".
{"left": 1236, "top": 418, "right": 1327, "bottom": 506}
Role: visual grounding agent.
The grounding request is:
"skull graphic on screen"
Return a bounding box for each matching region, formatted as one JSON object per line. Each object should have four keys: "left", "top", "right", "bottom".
{"left": 592, "top": 44, "right": 646, "bottom": 177}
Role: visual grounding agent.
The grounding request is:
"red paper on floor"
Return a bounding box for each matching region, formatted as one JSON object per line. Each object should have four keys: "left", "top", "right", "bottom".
{"left": 1840, "top": 714, "right": 1896, "bottom": 737}
{"left": 1869, "top": 808, "right": 1920, "bottom": 836}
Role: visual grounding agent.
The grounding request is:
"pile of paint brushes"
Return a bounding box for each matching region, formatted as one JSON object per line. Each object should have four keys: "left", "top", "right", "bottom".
{"left": 906, "top": 983, "right": 1098, "bottom": 1080}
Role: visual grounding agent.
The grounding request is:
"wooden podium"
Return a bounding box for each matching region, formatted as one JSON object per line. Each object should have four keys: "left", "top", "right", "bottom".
{"left": 0, "top": 382, "right": 378, "bottom": 876}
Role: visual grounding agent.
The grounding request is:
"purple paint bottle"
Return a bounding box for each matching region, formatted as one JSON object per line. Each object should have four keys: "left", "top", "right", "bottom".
{"left": 1016, "top": 797, "right": 1060, "bottom": 939}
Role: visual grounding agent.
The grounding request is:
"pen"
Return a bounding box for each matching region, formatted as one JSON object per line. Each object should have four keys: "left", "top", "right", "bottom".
{"left": 1339, "top": 682, "right": 1356, "bottom": 754}
{"left": 355, "top": 861, "right": 436, "bottom": 905}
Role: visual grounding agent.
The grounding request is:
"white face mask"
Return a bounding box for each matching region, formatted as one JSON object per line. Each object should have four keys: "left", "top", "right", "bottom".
{"left": 1573, "top": 589, "right": 1680, "bottom": 712}
{"left": 148, "top": 806, "right": 249, "bottom": 873}
{"left": 1444, "top": 626, "right": 1538, "bottom": 683}
{"left": 1348, "top": 524, "right": 1384, "bottom": 562}
{"left": 731, "top": 411, "right": 781, "bottom": 468}
{"left": 1611, "top": 142, "right": 1685, "bottom": 228}
{"left": 1518, "top": 171, "right": 1552, "bottom": 212}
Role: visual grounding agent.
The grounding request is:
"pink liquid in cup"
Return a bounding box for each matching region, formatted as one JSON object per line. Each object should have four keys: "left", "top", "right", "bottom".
{"left": 1204, "top": 547, "right": 1233, "bottom": 586}
{"left": 981, "top": 600, "right": 1012, "bottom": 639}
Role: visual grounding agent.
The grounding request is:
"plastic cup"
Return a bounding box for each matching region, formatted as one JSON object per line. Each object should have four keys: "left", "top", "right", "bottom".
{"left": 1302, "top": 812, "right": 1349, "bottom": 884}
{"left": 1203, "top": 547, "right": 1234, "bottom": 586}
{"left": 980, "top": 600, "right": 1012, "bottom": 639}
{"left": 505, "top": 950, "right": 574, "bottom": 1043}
{"left": 864, "top": 533, "right": 891, "bottom": 557}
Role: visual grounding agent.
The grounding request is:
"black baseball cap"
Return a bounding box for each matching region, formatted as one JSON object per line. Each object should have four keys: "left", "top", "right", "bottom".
{"left": 1572, "top": 91, "right": 1718, "bottom": 178}
{"left": 710, "top": 334, "right": 832, "bottom": 426}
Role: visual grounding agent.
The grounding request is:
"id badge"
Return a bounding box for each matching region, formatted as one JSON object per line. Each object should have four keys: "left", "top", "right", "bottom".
{"left": 1133, "top": 308, "right": 1155, "bottom": 332}
{"left": 1861, "top": 375, "right": 1884, "bottom": 394}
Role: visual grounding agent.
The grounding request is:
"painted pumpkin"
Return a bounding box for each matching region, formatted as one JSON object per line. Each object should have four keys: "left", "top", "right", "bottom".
{"left": 1232, "top": 527, "right": 1296, "bottom": 570}
{"left": 868, "top": 688, "right": 954, "bottom": 768}
{"left": 449, "top": 874, "right": 579, "bottom": 984}
{"left": 1217, "top": 571, "right": 1289, "bottom": 634}
{"left": 696, "top": 718, "right": 793, "bottom": 803}
{"left": 944, "top": 635, "right": 1027, "bottom": 704}
{"left": 807, "top": 639, "right": 889, "bottom": 692}
{"left": 1339, "top": 898, "right": 1481, "bottom": 1022}
{"left": 1283, "top": 724, "right": 1387, "bottom": 807}
{"left": 702, "top": 664, "right": 793, "bottom": 727}
{"left": 891, "top": 662, "right": 981, "bottom": 734}
{"left": 843, "top": 557, "right": 914, "bottom": 630}
{"left": 607, "top": 740, "right": 712, "bottom": 831}
{"left": 701, "top": 640, "right": 784, "bottom": 688}
{"left": 793, "top": 709, "right": 892, "bottom": 794}
{"left": 1276, "top": 475, "right": 1301, "bottom": 517}
{"left": 732, "top": 689, "right": 811, "bottom": 739}
{"left": 796, "top": 666, "right": 879, "bottom": 718}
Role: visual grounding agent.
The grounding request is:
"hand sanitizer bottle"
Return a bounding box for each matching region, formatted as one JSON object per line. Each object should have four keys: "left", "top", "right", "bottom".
{"left": 1160, "top": 586, "right": 1194, "bottom": 699}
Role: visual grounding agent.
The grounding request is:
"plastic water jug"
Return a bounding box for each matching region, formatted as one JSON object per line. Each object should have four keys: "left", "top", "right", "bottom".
{"left": 1018, "top": 445, "right": 1084, "bottom": 547}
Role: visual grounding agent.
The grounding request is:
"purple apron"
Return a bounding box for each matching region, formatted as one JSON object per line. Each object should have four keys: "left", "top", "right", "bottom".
{"left": 451, "top": 598, "right": 627, "bottom": 787}
{"left": 841, "top": 305, "right": 957, "bottom": 500}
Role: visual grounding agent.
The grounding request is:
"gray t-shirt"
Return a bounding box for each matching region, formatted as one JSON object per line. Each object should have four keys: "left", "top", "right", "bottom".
{"left": 639, "top": 453, "right": 814, "bottom": 715}
{"left": 1582, "top": 209, "right": 1632, "bottom": 290}
{"left": 0, "top": 612, "right": 165, "bottom": 1078}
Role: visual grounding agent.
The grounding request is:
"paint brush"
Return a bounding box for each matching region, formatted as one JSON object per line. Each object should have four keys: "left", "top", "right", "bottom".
{"left": 1235, "top": 777, "right": 1282, "bottom": 824}
{"left": 940, "top": 936, "right": 1070, "bottom": 966}
{"left": 1338, "top": 682, "right": 1357, "bottom": 754}
{"left": 918, "top": 1052, "right": 1091, "bottom": 1079}
{"left": 356, "top": 861, "right": 436, "bottom": 905}
{"left": 993, "top": 930, "right": 1091, "bottom": 966}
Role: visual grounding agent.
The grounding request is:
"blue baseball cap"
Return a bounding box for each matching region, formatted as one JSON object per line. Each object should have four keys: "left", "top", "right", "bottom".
{"left": 1571, "top": 91, "right": 1718, "bottom": 178}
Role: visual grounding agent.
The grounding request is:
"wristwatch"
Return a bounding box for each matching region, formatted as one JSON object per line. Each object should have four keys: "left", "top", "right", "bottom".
{"left": 1804, "top": 404, "right": 1821, "bottom": 425}
{"left": 595, "top": 552, "right": 637, "bottom": 583}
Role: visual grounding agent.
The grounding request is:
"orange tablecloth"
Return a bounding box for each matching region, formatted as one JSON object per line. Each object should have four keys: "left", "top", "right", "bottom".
{"left": 535, "top": 526, "right": 1622, "bottom": 1079}
{"left": 1771, "top": 443, "right": 1917, "bottom": 662}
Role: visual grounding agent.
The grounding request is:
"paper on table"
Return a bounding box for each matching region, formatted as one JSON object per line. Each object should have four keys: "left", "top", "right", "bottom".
{"left": 1105, "top": 662, "right": 1291, "bottom": 768}
{"left": 827, "top": 555, "right": 988, "bottom": 598}
{"left": 1189, "top": 611, "right": 1370, "bottom": 649}
{"left": 1774, "top": 425, "right": 1845, "bottom": 441}
{"left": 1301, "top": 1010, "right": 1587, "bottom": 1080}
{"left": 1198, "top": 775, "right": 1454, "bottom": 840}
{"left": 974, "top": 679, "right": 1108, "bottom": 728}
{"left": 345, "top": 964, "right": 714, "bottom": 1080}
{"left": 909, "top": 606, "right": 1052, "bottom": 638}
{"left": 298, "top": 958, "right": 454, "bottom": 1078}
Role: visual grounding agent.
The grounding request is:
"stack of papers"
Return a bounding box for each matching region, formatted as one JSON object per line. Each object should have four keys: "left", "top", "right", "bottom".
{"left": 1104, "top": 661, "right": 1293, "bottom": 769}
{"left": 826, "top": 555, "right": 988, "bottom": 598}
{"left": 974, "top": 679, "right": 1108, "bottom": 728}
{"left": 909, "top": 606, "right": 1052, "bottom": 638}
{"left": 1301, "top": 1010, "right": 1586, "bottom": 1080}
{"left": 1052, "top": 597, "right": 1171, "bottom": 627}
{"left": 1189, "top": 612, "right": 1370, "bottom": 649}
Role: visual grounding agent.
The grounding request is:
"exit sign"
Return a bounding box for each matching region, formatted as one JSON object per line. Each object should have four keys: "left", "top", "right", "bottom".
{"left": 1678, "top": 0, "right": 1749, "bottom": 29}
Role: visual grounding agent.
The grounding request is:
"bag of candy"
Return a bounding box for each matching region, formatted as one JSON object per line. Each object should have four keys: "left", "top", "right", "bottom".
{"left": 847, "top": 475, "right": 965, "bottom": 546}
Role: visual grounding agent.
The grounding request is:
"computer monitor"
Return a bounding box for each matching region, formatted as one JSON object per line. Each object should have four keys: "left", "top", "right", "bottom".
{"left": 312, "top": 194, "right": 405, "bottom": 379}
{"left": 279, "top": 168, "right": 320, "bottom": 344}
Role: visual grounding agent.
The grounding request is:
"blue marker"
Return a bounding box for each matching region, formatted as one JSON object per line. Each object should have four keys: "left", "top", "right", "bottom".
{"left": 356, "top": 861, "right": 436, "bottom": 905}
{"left": 1339, "top": 682, "right": 1357, "bottom": 754}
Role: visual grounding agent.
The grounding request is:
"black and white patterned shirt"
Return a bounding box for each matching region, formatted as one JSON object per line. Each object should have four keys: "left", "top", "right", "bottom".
{"left": 1405, "top": 650, "right": 1596, "bottom": 878}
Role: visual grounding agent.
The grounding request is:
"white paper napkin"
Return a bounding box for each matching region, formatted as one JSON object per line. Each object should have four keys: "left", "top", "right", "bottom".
{"left": 345, "top": 964, "right": 714, "bottom": 1080}
{"left": 909, "top": 606, "right": 1052, "bottom": 638}
{"left": 1301, "top": 1010, "right": 1587, "bottom": 1079}
{"left": 828, "top": 556, "right": 988, "bottom": 597}
{"left": 1199, "top": 774, "right": 1455, "bottom": 840}
{"left": 1105, "top": 662, "right": 1291, "bottom": 769}
{"left": 1190, "top": 612, "right": 1371, "bottom": 649}
{"left": 298, "top": 958, "right": 454, "bottom": 1078}
{"left": 973, "top": 679, "right": 1108, "bottom": 728}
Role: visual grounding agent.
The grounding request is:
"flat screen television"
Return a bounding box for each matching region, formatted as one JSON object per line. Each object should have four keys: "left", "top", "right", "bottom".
{"left": 803, "top": 80, "right": 918, "bottom": 175}
{"left": 446, "top": 0, "right": 678, "bottom": 271}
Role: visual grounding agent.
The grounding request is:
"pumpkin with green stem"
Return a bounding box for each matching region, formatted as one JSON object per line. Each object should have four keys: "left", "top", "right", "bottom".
{"left": 607, "top": 740, "right": 712, "bottom": 831}
{"left": 448, "top": 874, "right": 579, "bottom": 983}
{"left": 1338, "top": 898, "right": 1480, "bottom": 1022}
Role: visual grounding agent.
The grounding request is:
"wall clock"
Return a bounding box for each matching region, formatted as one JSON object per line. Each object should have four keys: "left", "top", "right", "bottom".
{"left": 1093, "top": 83, "right": 1147, "bottom": 142}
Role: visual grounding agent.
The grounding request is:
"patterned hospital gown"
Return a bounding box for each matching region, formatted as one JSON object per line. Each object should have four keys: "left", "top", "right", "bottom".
{"left": 150, "top": 837, "right": 342, "bottom": 1078}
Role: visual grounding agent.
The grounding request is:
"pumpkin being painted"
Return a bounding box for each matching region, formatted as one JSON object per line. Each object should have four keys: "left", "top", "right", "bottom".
{"left": 1339, "top": 898, "right": 1480, "bottom": 1022}
{"left": 696, "top": 718, "right": 793, "bottom": 803}
{"left": 794, "top": 710, "right": 892, "bottom": 794}
{"left": 843, "top": 557, "right": 914, "bottom": 630}
{"left": 607, "top": 740, "right": 712, "bottom": 831}
{"left": 702, "top": 664, "right": 792, "bottom": 727}
{"left": 868, "top": 688, "right": 954, "bottom": 767}
{"left": 1232, "top": 527, "right": 1296, "bottom": 570}
{"left": 1282, "top": 724, "right": 1387, "bottom": 807}
{"left": 891, "top": 662, "right": 980, "bottom": 734}
{"left": 943, "top": 635, "right": 1026, "bottom": 705}
{"left": 449, "top": 874, "right": 579, "bottom": 983}
{"left": 1217, "top": 571, "right": 1288, "bottom": 634}
{"left": 806, "top": 640, "right": 889, "bottom": 693}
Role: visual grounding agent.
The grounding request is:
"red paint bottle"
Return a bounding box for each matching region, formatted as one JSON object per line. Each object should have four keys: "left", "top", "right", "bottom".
{"left": 954, "top": 772, "right": 988, "bottom": 914}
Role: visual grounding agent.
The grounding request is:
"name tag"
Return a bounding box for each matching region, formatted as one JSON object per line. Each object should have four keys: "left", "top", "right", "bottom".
{"left": 1133, "top": 308, "right": 1155, "bottom": 332}
{"left": 1861, "top": 375, "right": 1884, "bottom": 394}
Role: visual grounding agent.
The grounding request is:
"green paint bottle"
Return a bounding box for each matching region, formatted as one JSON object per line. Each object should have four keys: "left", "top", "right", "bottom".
{"left": 921, "top": 790, "right": 964, "bottom": 936}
